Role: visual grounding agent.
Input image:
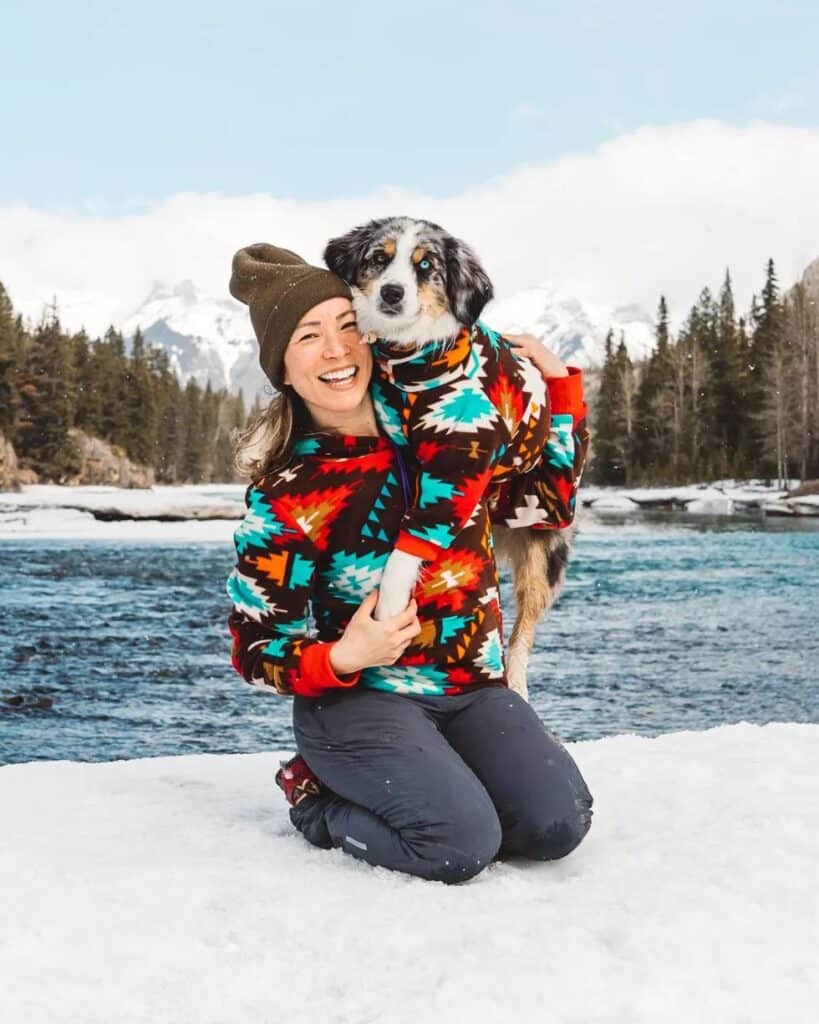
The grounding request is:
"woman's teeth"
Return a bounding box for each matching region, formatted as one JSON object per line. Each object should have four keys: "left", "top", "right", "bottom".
{"left": 319, "top": 367, "right": 358, "bottom": 386}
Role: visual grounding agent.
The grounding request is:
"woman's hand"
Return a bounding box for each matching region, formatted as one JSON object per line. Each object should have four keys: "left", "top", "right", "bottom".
{"left": 505, "top": 332, "right": 569, "bottom": 379}
{"left": 330, "top": 590, "right": 422, "bottom": 676}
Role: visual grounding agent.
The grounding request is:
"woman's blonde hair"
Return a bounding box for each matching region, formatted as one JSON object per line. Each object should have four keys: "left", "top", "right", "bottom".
{"left": 233, "top": 387, "right": 310, "bottom": 483}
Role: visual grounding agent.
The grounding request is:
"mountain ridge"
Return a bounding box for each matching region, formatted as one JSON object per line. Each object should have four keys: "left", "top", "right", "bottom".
{"left": 122, "top": 279, "right": 657, "bottom": 399}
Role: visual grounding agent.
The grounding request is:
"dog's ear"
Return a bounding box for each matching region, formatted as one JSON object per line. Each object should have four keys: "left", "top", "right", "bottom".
{"left": 443, "top": 236, "right": 494, "bottom": 327}
{"left": 323, "top": 222, "right": 376, "bottom": 284}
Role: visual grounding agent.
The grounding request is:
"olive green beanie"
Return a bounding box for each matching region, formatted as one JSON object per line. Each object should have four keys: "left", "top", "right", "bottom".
{"left": 229, "top": 242, "right": 352, "bottom": 388}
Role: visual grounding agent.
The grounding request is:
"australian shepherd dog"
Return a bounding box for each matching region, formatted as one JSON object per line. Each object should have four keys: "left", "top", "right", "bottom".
{"left": 324, "top": 216, "right": 574, "bottom": 700}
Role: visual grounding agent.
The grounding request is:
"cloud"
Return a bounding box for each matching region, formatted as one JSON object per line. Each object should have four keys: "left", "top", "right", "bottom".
{"left": 2, "top": 119, "right": 819, "bottom": 336}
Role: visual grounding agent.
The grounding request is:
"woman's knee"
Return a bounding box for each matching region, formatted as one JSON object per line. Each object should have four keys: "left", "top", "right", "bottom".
{"left": 509, "top": 789, "right": 593, "bottom": 861}
{"left": 404, "top": 794, "right": 503, "bottom": 883}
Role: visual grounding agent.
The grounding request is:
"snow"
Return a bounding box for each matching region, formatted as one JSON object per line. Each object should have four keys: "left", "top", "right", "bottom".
{"left": 120, "top": 281, "right": 263, "bottom": 396}
{"left": 790, "top": 494, "right": 819, "bottom": 511}
{"left": 580, "top": 481, "right": 813, "bottom": 516}
{"left": 0, "top": 484, "right": 244, "bottom": 540}
{"left": 485, "top": 281, "right": 655, "bottom": 369}
{"left": 581, "top": 493, "right": 639, "bottom": 511}
{"left": 4, "top": 480, "right": 816, "bottom": 541}
{"left": 0, "top": 505, "right": 237, "bottom": 542}
{"left": 1, "top": 722, "right": 816, "bottom": 1023}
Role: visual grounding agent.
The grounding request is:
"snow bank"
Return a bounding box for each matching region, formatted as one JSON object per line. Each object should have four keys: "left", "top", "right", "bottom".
{"left": 0, "top": 484, "right": 244, "bottom": 540}
{"left": 2, "top": 723, "right": 816, "bottom": 1023}
{"left": 0, "top": 505, "right": 237, "bottom": 542}
{"left": 581, "top": 481, "right": 816, "bottom": 517}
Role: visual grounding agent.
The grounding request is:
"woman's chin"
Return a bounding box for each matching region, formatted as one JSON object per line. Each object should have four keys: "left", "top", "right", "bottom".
{"left": 305, "top": 380, "right": 372, "bottom": 423}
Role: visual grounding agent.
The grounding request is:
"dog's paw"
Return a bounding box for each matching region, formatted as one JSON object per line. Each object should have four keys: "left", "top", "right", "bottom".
{"left": 375, "top": 549, "right": 423, "bottom": 621}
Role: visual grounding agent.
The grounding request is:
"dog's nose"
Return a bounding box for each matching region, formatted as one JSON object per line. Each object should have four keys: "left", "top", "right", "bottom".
{"left": 380, "top": 284, "right": 404, "bottom": 306}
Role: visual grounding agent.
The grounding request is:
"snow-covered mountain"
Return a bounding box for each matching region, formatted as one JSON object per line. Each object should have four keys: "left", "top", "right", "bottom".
{"left": 484, "top": 283, "right": 656, "bottom": 369}
{"left": 121, "top": 281, "right": 267, "bottom": 400}
{"left": 122, "top": 279, "right": 656, "bottom": 398}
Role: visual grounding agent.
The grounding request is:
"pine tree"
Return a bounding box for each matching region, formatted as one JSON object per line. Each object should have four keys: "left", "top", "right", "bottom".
{"left": 613, "top": 334, "right": 636, "bottom": 483}
{"left": 15, "top": 306, "right": 81, "bottom": 480}
{"left": 181, "top": 378, "right": 206, "bottom": 482}
{"left": 591, "top": 330, "right": 623, "bottom": 483}
{"left": 633, "top": 296, "right": 676, "bottom": 481}
{"left": 751, "top": 260, "right": 792, "bottom": 483}
{"left": 0, "top": 282, "right": 24, "bottom": 441}
{"left": 125, "top": 328, "right": 157, "bottom": 465}
{"left": 781, "top": 284, "right": 816, "bottom": 482}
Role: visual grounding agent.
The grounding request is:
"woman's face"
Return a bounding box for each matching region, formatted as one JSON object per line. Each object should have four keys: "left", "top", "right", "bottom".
{"left": 283, "top": 297, "right": 373, "bottom": 430}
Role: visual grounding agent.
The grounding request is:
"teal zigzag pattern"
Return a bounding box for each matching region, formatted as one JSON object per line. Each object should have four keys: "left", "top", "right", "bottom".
{"left": 371, "top": 379, "right": 408, "bottom": 446}
{"left": 234, "top": 487, "right": 292, "bottom": 555}
{"left": 418, "top": 379, "right": 497, "bottom": 434}
{"left": 546, "top": 414, "right": 576, "bottom": 470}
{"left": 362, "top": 470, "right": 402, "bottom": 542}
{"left": 362, "top": 663, "right": 451, "bottom": 696}
{"left": 326, "top": 549, "right": 388, "bottom": 602}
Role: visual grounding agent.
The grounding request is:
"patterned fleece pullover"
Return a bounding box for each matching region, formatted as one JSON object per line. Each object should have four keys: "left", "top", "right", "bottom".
{"left": 370, "top": 321, "right": 553, "bottom": 560}
{"left": 227, "top": 363, "right": 588, "bottom": 700}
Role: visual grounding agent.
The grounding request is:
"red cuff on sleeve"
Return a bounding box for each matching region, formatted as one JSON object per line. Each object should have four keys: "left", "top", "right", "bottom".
{"left": 291, "top": 642, "right": 361, "bottom": 698}
{"left": 546, "top": 366, "right": 586, "bottom": 417}
{"left": 395, "top": 531, "right": 442, "bottom": 562}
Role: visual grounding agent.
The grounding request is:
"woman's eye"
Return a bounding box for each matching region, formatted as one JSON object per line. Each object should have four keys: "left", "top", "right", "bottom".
{"left": 341, "top": 320, "right": 357, "bottom": 331}
{"left": 419, "top": 259, "right": 431, "bottom": 271}
{"left": 298, "top": 333, "right": 318, "bottom": 343}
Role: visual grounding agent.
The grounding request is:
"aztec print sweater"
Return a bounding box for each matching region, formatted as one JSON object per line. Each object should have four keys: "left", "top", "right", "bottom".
{"left": 227, "top": 365, "right": 588, "bottom": 700}
{"left": 370, "top": 321, "right": 553, "bottom": 560}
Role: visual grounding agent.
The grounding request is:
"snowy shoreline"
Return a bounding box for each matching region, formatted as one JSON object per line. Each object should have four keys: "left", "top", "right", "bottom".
{"left": 582, "top": 480, "right": 819, "bottom": 517}
{"left": 2, "top": 722, "right": 816, "bottom": 1022}
{"left": 0, "top": 481, "right": 817, "bottom": 541}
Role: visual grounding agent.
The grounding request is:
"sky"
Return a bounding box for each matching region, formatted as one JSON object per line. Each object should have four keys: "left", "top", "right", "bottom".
{"left": 2, "top": 1, "right": 819, "bottom": 329}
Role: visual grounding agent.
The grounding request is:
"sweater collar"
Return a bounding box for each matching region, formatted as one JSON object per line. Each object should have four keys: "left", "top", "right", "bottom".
{"left": 293, "top": 432, "right": 391, "bottom": 459}
{"left": 372, "top": 326, "right": 474, "bottom": 391}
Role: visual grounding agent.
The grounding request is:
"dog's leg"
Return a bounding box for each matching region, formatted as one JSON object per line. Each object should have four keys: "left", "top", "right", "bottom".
{"left": 375, "top": 549, "right": 424, "bottom": 621}
{"left": 495, "top": 527, "right": 572, "bottom": 701}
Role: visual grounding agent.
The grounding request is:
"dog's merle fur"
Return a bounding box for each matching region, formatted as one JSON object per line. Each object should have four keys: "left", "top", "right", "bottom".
{"left": 325, "top": 216, "right": 493, "bottom": 347}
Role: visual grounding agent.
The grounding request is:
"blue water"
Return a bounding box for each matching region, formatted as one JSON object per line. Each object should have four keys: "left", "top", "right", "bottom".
{"left": 1, "top": 513, "right": 817, "bottom": 764}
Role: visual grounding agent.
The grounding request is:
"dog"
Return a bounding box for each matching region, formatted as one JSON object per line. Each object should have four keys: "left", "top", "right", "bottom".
{"left": 324, "top": 216, "right": 576, "bottom": 700}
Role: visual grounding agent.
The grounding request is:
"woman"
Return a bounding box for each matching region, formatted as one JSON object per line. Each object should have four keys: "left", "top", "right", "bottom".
{"left": 227, "top": 243, "right": 593, "bottom": 883}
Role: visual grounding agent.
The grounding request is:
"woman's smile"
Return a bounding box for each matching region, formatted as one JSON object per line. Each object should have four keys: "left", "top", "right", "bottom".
{"left": 317, "top": 365, "right": 360, "bottom": 388}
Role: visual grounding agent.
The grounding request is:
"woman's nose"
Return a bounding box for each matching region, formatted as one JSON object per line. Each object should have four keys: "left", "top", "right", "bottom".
{"left": 322, "top": 329, "right": 349, "bottom": 357}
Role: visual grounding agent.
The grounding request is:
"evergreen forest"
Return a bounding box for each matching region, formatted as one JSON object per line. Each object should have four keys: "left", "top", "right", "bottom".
{"left": 592, "top": 260, "right": 818, "bottom": 487}
{"left": 2, "top": 258, "right": 817, "bottom": 487}
{"left": 0, "top": 281, "right": 252, "bottom": 483}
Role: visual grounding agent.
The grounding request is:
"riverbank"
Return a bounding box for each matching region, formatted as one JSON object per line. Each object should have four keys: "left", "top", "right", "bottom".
{"left": 1, "top": 480, "right": 818, "bottom": 541}
{"left": 582, "top": 479, "right": 819, "bottom": 517}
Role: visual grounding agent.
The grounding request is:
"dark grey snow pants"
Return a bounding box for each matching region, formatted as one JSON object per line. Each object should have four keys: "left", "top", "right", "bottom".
{"left": 290, "top": 685, "right": 593, "bottom": 884}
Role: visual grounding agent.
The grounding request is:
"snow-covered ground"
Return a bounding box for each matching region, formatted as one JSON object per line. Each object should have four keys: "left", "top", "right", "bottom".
{"left": 2, "top": 723, "right": 816, "bottom": 1023}
{"left": 582, "top": 480, "right": 818, "bottom": 517}
{"left": 0, "top": 485, "right": 244, "bottom": 540}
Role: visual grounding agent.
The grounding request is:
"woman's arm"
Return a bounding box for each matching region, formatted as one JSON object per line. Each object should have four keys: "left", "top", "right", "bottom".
{"left": 497, "top": 332, "right": 590, "bottom": 529}
{"left": 227, "top": 480, "right": 421, "bottom": 696}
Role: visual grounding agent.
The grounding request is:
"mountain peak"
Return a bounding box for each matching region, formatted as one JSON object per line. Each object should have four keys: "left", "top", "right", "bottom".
{"left": 484, "top": 281, "right": 655, "bottom": 368}
{"left": 143, "top": 279, "right": 200, "bottom": 307}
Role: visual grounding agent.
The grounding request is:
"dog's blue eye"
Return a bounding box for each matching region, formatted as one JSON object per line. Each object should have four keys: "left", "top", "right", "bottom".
{"left": 419, "top": 259, "right": 431, "bottom": 271}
